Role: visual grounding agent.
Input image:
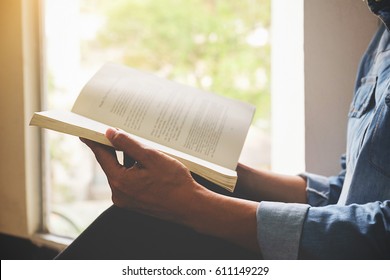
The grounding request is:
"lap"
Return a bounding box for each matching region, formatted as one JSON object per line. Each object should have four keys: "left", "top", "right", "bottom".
{"left": 56, "top": 175, "right": 260, "bottom": 260}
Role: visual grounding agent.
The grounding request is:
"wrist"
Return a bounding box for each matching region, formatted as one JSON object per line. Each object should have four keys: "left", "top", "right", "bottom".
{"left": 181, "top": 184, "right": 260, "bottom": 252}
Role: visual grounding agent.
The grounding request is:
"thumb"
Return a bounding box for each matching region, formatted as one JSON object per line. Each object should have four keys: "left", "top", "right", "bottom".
{"left": 106, "top": 128, "right": 150, "bottom": 167}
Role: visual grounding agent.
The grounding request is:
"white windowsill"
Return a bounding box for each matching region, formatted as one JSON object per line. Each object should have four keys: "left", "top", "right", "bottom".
{"left": 31, "top": 233, "right": 73, "bottom": 252}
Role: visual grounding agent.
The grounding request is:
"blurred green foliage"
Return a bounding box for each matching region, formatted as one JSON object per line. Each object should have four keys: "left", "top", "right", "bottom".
{"left": 82, "top": 0, "right": 271, "bottom": 121}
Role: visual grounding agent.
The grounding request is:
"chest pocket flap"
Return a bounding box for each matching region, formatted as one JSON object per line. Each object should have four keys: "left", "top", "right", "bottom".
{"left": 349, "top": 76, "right": 377, "bottom": 118}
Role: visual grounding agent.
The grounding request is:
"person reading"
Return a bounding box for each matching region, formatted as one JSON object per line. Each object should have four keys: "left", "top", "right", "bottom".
{"left": 55, "top": 0, "right": 390, "bottom": 259}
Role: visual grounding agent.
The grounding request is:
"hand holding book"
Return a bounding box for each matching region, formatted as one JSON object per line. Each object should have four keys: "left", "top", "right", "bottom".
{"left": 30, "top": 63, "right": 255, "bottom": 191}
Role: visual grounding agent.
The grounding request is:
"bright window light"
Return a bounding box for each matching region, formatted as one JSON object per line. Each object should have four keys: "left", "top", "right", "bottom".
{"left": 43, "top": 0, "right": 271, "bottom": 238}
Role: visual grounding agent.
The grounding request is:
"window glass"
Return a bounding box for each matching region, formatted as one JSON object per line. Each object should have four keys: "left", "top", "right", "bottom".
{"left": 43, "top": 0, "right": 271, "bottom": 238}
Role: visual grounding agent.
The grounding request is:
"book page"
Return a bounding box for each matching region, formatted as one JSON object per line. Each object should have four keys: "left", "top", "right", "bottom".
{"left": 72, "top": 63, "right": 255, "bottom": 170}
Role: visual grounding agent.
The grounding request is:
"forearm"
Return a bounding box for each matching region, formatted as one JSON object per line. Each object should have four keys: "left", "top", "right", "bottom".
{"left": 180, "top": 184, "right": 260, "bottom": 253}
{"left": 83, "top": 130, "right": 262, "bottom": 254}
{"left": 236, "top": 163, "right": 307, "bottom": 203}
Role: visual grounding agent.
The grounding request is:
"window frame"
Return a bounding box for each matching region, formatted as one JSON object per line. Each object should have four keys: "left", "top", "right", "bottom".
{"left": 0, "top": 0, "right": 42, "bottom": 239}
{"left": 0, "top": 0, "right": 69, "bottom": 251}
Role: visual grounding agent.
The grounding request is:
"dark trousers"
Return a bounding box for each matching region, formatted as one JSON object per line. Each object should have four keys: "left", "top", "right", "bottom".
{"left": 55, "top": 175, "right": 261, "bottom": 260}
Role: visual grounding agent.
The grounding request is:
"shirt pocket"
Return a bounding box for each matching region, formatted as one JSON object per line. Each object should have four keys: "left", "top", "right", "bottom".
{"left": 369, "top": 92, "right": 390, "bottom": 177}
{"left": 348, "top": 76, "right": 377, "bottom": 118}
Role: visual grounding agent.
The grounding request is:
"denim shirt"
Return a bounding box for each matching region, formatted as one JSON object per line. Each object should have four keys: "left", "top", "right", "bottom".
{"left": 257, "top": 0, "right": 390, "bottom": 259}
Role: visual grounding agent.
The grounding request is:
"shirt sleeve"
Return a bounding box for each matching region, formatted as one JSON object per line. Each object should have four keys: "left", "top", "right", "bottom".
{"left": 300, "top": 154, "right": 346, "bottom": 206}
{"left": 257, "top": 200, "right": 390, "bottom": 259}
{"left": 256, "top": 201, "right": 310, "bottom": 259}
{"left": 299, "top": 200, "right": 390, "bottom": 259}
{"left": 255, "top": 155, "right": 345, "bottom": 259}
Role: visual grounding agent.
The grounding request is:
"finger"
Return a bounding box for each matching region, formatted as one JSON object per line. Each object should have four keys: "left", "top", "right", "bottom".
{"left": 80, "top": 137, "right": 123, "bottom": 177}
{"left": 106, "top": 128, "right": 153, "bottom": 167}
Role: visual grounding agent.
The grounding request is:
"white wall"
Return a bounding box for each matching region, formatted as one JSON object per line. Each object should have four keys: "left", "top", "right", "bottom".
{"left": 304, "top": 0, "right": 377, "bottom": 175}
{"left": 271, "top": 0, "right": 305, "bottom": 175}
{"left": 272, "top": 0, "right": 378, "bottom": 176}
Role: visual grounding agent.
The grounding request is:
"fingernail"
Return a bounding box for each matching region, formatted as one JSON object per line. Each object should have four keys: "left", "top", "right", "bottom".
{"left": 106, "top": 128, "right": 117, "bottom": 140}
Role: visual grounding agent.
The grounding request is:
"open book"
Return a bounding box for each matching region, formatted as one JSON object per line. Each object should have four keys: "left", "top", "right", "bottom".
{"left": 30, "top": 63, "right": 255, "bottom": 192}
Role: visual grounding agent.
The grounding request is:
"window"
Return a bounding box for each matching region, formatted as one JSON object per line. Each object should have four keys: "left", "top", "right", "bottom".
{"left": 42, "top": 0, "right": 271, "bottom": 239}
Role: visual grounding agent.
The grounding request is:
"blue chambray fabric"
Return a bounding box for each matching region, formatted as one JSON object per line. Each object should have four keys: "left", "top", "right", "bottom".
{"left": 257, "top": 1, "right": 390, "bottom": 259}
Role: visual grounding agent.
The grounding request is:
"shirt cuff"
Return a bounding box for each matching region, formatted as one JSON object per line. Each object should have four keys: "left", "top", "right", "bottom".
{"left": 299, "top": 172, "right": 331, "bottom": 206}
{"left": 257, "top": 201, "right": 310, "bottom": 259}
